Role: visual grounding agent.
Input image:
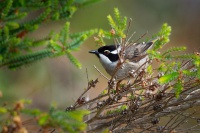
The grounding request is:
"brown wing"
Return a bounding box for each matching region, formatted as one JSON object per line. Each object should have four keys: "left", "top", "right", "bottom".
{"left": 124, "top": 41, "right": 154, "bottom": 62}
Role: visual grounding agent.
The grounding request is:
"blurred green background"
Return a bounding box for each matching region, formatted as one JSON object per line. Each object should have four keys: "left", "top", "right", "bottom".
{"left": 1, "top": 0, "right": 200, "bottom": 110}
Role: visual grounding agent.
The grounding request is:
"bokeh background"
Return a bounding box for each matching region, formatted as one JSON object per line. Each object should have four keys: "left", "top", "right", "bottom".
{"left": 1, "top": 0, "right": 200, "bottom": 111}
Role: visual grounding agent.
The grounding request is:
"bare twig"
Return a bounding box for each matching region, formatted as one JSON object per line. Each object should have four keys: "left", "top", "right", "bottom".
{"left": 94, "top": 65, "right": 109, "bottom": 80}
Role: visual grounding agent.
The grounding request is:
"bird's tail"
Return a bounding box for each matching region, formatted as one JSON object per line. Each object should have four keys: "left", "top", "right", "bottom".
{"left": 142, "top": 38, "right": 159, "bottom": 53}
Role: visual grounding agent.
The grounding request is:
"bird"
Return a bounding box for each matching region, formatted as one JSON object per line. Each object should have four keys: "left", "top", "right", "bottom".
{"left": 89, "top": 39, "right": 157, "bottom": 81}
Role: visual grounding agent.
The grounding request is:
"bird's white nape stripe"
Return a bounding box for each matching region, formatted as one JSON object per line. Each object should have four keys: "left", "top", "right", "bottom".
{"left": 110, "top": 46, "right": 121, "bottom": 54}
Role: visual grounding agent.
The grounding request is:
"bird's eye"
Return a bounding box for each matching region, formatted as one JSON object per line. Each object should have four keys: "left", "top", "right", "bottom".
{"left": 104, "top": 50, "right": 110, "bottom": 55}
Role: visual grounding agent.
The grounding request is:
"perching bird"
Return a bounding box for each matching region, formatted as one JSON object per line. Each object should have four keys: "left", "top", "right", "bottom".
{"left": 89, "top": 39, "right": 157, "bottom": 80}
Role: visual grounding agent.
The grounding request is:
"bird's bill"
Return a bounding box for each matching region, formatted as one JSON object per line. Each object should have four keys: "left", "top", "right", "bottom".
{"left": 89, "top": 50, "right": 100, "bottom": 58}
{"left": 89, "top": 50, "right": 98, "bottom": 54}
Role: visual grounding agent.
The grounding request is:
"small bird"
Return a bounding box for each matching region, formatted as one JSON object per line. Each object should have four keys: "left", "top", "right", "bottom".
{"left": 89, "top": 39, "right": 157, "bottom": 80}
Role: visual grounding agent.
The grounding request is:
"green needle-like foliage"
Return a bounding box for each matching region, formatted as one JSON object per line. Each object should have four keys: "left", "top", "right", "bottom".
{"left": 66, "top": 50, "right": 82, "bottom": 69}
{"left": 107, "top": 8, "right": 127, "bottom": 38}
{"left": 0, "top": 100, "right": 90, "bottom": 133}
{"left": 25, "top": 109, "right": 90, "bottom": 133}
{"left": 0, "top": 0, "right": 100, "bottom": 69}
{"left": 94, "top": 8, "right": 128, "bottom": 46}
{"left": 159, "top": 71, "right": 179, "bottom": 84}
{"left": 153, "top": 23, "right": 171, "bottom": 50}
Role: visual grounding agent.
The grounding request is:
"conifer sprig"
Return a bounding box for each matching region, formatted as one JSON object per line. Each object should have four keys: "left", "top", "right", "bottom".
{"left": 0, "top": 0, "right": 100, "bottom": 69}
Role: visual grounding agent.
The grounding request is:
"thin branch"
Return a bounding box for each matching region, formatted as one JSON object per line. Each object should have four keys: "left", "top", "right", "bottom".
{"left": 94, "top": 65, "right": 109, "bottom": 80}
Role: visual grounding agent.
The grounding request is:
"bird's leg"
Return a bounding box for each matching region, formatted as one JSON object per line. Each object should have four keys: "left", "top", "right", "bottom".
{"left": 116, "top": 80, "right": 123, "bottom": 93}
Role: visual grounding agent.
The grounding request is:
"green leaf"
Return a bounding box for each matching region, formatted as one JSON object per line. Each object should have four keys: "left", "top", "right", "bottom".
{"left": 197, "top": 68, "right": 200, "bottom": 79}
{"left": 162, "top": 46, "right": 186, "bottom": 57}
{"left": 3, "top": 26, "right": 9, "bottom": 39}
{"left": 107, "top": 8, "right": 127, "bottom": 38}
{"left": 60, "top": 22, "right": 70, "bottom": 45}
{"left": 158, "top": 63, "right": 167, "bottom": 72}
{"left": 153, "top": 23, "right": 171, "bottom": 50}
{"left": 23, "top": 107, "right": 89, "bottom": 132}
{"left": 175, "top": 80, "right": 183, "bottom": 98}
{"left": 1, "top": 0, "right": 13, "bottom": 18}
{"left": 171, "top": 53, "right": 195, "bottom": 59}
{"left": 66, "top": 50, "right": 82, "bottom": 69}
{"left": 50, "top": 39, "right": 62, "bottom": 52}
{"left": 107, "top": 15, "right": 116, "bottom": 29}
{"left": 101, "top": 89, "right": 108, "bottom": 95}
{"left": 128, "top": 95, "right": 135, "bottom": 100}
{"left": 193, "top": 56, "right": 200, "bottom": 67}
{"left": 3, "top": 49, "right": 53, "bottom": 69}
{"left": 66, "top": 110, "right": 90, "bottom": 121}
{"left": 69, "top": 34, "right": 87, "bottom": 51}
{"left": 5, "top": 22, "right": 19, "bottom": 30}
{"left": 159, "top": 72, "right": 179, "bottom": 84}
{"left": 22, "top": 109, "right": 42, "bottom": 116}
{"left": 147, "top": 65, "right": 153, "bottom": 74}
{"left": 48, "top": 109, "right": 89, "bottom": 132}
{"left": 102, "top": 129, "right": 109, "bottom": 133}
{"left": 20, "top": 99, "right": 32, "bottom": 104}
{"left": 0, "top": 107, "right": 7, "bottom": 114}
{"left": 38, "top": 114, "right": 49, "bottom": 126}
{"left": 147, "top": 50, "right": 162, "bottom": 60}
{"left": 120, "top": 105, "right": 128, "bottom": 111}
{"left": 114, "top": 8, "right": 121, "bottom": 25}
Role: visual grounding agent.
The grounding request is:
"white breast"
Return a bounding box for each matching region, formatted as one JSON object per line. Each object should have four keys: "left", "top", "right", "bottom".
{"left": 137, "top": 56, "right": 149, "bottom": 66}
{"left": 99, "top": 53, "right": 117, "bottom": 75}
{"left": 99, "top": 53, "right": 149, "bottom": 80}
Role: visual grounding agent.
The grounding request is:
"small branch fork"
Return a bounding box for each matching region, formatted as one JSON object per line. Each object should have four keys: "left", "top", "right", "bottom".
{"left": 63, "top": 20, "right": 200, "bottom": 132}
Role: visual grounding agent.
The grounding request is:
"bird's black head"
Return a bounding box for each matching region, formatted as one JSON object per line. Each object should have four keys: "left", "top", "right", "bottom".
{"left": 89, "top": 45, "right": 120, "bottom": 62}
